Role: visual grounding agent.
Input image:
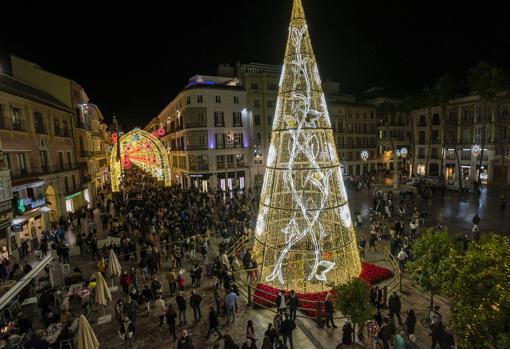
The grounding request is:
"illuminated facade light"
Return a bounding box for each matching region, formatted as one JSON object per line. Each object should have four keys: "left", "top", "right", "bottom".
{"left": 252, "top": 0, "right": 361, "bottom": 293}
{"left": 471, "top": 144, "right": 482, "bottom": 157}
{"left": 360, "top": 149, "right": 369, "bottom": 161}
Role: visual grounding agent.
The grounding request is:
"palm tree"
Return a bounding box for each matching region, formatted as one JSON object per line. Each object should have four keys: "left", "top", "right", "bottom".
{"left": 400, "top": 94, "right": 422, "bottom": 177}
{"left": 421, "top": 85, "right": 438, "bottom": 176}
{"left": 467, "top": 62, "right": 507, "bottom": 184}
{"left": 377, "top": 102, "right": 401, "bottom": 188}
{"left": 433, "top": 75, "right": 460, "bottom": 188}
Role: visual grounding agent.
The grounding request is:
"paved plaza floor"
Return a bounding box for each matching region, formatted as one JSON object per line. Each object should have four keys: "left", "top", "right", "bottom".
{"left": 17, "top": 184, "right": 510, "bottom": 349}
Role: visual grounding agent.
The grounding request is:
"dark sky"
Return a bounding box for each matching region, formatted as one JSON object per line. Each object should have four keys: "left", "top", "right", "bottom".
{"left": 1, "top": 0, "right": 509, "bottom": 130}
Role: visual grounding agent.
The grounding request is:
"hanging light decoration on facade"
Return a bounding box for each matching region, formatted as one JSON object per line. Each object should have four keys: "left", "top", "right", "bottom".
{"left": 471, "top": 144, "right": 482, "bottom": 157}
{"left": 360, "top": 149, "right": 369, "bottom": 161}
{"left": 399, "top": 147, "right": 408, "bottom": 158}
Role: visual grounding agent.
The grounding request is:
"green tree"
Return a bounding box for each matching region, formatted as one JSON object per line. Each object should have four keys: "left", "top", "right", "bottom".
{"left": 408, "top": 229, "right": 454, "bottom": 308}
{"left": 440, "top": 235, "right": 510, "bottom": 349}
{"left": 335, "top": 278, "right": 375, "bottom": 344}
{"left": 467, "top": 62, "right": 507, "bottom": 183}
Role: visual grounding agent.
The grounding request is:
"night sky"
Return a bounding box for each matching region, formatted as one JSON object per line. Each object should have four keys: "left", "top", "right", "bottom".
{"left": 1, "top": 1, "right": 509, "bottom": 130}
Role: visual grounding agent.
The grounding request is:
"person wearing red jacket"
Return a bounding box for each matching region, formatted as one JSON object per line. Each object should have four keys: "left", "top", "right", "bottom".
{"left": 120, "top": 270, "right": 132, "bottom": 294}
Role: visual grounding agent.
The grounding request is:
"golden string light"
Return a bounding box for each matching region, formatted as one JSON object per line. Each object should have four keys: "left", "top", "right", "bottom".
{"left": 253, "top": 0, "right": 361, "bottom": 293}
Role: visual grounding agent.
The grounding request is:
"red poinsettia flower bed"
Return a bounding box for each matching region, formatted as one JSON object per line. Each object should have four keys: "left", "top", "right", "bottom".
{"left": 252, "top": 262, "right": 393, "bottom": 317}
{"left": 359, "top": 261, "right": 394, "bottom": 284}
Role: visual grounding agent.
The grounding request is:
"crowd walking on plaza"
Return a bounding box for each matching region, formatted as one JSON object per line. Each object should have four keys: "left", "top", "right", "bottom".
{"left": 3, "top": 165, "right": 501, "bottom": 349}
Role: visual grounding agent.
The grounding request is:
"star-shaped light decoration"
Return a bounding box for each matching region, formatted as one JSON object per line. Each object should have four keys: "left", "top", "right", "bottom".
{"left": 471, "top": 144, "right": 482, "bottom": 157}
{"left": 360, "top": 149, "right": 369, "bottom": 161}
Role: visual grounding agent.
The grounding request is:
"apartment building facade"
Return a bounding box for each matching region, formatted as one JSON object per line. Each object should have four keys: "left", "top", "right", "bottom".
{"left": 235, "top": 63, "right": 398, "bottom": 181}
{"left": 0, "top": 73, "right": 80, "bottom": 261}
{"left": 411, "top": 94, "right": 510, "bottom": 185}
{"left": 10, "top": 56, "right": 111, "bottom": 206}
{"left": 151, "top": 75, "right": 251, "bottom": 191}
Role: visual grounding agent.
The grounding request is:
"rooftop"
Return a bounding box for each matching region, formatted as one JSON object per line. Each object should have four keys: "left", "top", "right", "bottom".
{"left": 0, "top": 73, "right": 71, "bottom": 112}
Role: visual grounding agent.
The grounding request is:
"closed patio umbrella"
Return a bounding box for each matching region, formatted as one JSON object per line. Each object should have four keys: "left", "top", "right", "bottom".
{"left": 77, "top": 314, "right": 99, "bottom": 349}
{"left": 107, "top": 249, "right": 122, "bottom": 287}
{"left": 94, "top": 272, "right": 112, "bottom": 317}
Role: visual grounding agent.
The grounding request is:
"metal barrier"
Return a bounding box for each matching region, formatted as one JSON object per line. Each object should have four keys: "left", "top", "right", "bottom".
{"left": 230, "top": 268, "right": 346, "bottom": 327}
{"left": 225, "top": 233, "right": 343, "bottom": 325}
{"left": 383, "top": 246, "right": 402, "bottom": 298}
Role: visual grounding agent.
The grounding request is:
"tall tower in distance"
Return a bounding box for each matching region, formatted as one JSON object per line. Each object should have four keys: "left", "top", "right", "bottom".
{"left": 253, "top": 0, "right": 361, "bottom": 292}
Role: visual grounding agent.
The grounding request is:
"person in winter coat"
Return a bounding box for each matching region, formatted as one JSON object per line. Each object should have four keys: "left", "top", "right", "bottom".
{"left": 192, "top": 263, "right": 203, "bottom": 287}
{"left": 207, "top": 306, "right": 222, "bottom": 340}
{"left": 166, "top": 304, "right": 177, "bottom": 341}
{"left": 261, "top": 336, "right": 273, "bottom": 349}
{"left": 324, "top": 293, "right": 337, "bottom": 328}
{"left": 275, "top": 290, "right": 287, "bottom": 316}
{"left": 177, "top": 274, "right": 186, "bottom": 291}
{"left": 176, "top": 329, "right": 194, "bottom": 349}
{"left": 388, "top": 292, "right": 402, "bottom": 325}
{"left": 167, "top": 269, "right": 177, "bottom": 295}
{"left": 119, "top": 315, "right": 135, "bottom": 349}
{"left": 120, "top": 271, "right": 132, "bottom": 294}
{"left": 115, "top": 299, "right": 125, "bottom": 326}
{"left": 223, "top": 334, "right": 240, "bottom": 349}
{"left": 341, "top": 321, "right": 353, "bottom": 344}
{"left": 280, "top": 314, "right": 296, "bottom": 349}
{"left": 264, "top": 323, "right": 277, "bottom": 345}
{"left": 176, "top": 291, "right": 187, "bottom": 325}
{"left": 189, "top": 290, "right": 202, "bottom": 323}
{"left": 123, "top": 296, "right": 139, "bottom": 328}
{"left": 153, "top": 294, "right": 166, "bottom": 327}
{"left": 241, "top": 338, "right": 257, "bottom": 349}
{"left": 405, "top": 309, "right": 416, "bottom": 335}
{"left": 287, "top": 290, "right": 299, "bottom": 321}
{"left": 140, "top": 285, "right": 153, "bottom": 314}
{"left": 246, "top": 319, "right": 256, "bottom": 342}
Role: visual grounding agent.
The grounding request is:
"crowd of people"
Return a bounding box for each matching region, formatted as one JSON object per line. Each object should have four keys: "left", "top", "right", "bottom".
{"left": 5, "top": 162, "right": 503, "bottom": 349}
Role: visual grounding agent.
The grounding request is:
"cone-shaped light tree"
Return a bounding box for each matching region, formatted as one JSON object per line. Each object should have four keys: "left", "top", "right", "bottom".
{"left": 253, "top": 0, "right": 361, "bottom": 292}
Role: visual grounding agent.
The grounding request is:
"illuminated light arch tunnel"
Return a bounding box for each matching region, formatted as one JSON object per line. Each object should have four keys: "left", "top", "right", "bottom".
{"left": 110, "top": 128, "right": 171, "bottom": 192}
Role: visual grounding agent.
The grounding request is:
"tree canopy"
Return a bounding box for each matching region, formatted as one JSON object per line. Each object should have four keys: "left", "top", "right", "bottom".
{"left": 440, "top": 235, "right": 510, "bottom": 348}
{"left": 408, "top": 229, "right": 455, "bottom": 304}
{"left": 335, "top": 278, "right": 375, "bottom": 334}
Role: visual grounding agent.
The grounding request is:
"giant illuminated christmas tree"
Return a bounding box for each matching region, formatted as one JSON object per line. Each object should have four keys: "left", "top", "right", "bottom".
{"left": 253, "top": 0, "right": 361, "bottom": 292}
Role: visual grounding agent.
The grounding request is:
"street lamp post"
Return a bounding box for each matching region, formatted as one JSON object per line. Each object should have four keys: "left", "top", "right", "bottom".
{"left": 111, "top": 116, "right": 126, "bottom": 204}
{"left": 471, "top": 144, "right": 482, "bottom": 189}
{"left": 392, "top": 147, "right": 408, "bottom": 189}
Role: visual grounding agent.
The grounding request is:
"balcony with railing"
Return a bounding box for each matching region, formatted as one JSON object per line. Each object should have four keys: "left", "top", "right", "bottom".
{"left": 184, "top": 121, "right": 207, "bottom": 129}
{"left": 188, "top": 163, "right": 209, "bottom": 171}
{"left": 76, "top": 120, "right": 88, "bottom": 130}
{"left": 10, "top": 164, "right": 79, "bottom": 179}
{"left": 35, "top": 125, "right": 47, "bottom": 134}
{"left": 54, "top": 128, "right": 72, "bottom": 137}
{"left": 186, "top": 145, "right": 208, "bottom": 151}
{"left": 12, "top": 123, "right": 26, "bottom": 132}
